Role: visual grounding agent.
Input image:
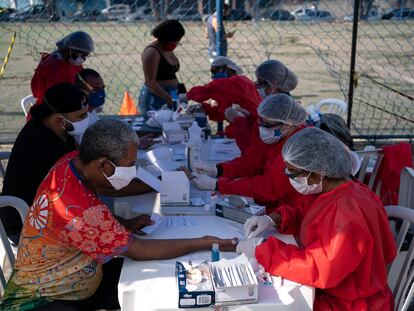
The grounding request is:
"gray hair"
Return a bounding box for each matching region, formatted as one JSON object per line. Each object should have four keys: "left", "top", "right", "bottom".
{"left": 79, "top": 119, "right": 139, "bottom": 165}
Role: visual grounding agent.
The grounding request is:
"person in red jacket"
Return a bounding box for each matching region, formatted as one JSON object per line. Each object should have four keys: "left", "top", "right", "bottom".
{"left": 181, "top": 56, "right": 261, "bottom": 135}
{"left": 237, "top": 128, "right": 397, "bottom": 310}
{"left": 192, "top": 94, "right": 313, "bottom": 213}
{"left": 28, "top": 31, "right": 94, "bottom": 120}
{"left": 225, "top": 59, "right": 298, "bottom": 153}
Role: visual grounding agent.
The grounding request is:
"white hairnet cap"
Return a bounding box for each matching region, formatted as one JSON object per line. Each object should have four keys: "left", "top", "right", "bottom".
{"left": 282, "top": 127, "right": 353, "bottom": 178}
{"left": 211, "top": 56, "right": 243, "bottom": 74}
{"left": 255, "top": 60, "right": 298, "bottom": 93}
{"left": 56, "top": 31, "right": 94, "bottom": 53}
{"left": 257, "top": 94, "right": 306, "bottom": 125}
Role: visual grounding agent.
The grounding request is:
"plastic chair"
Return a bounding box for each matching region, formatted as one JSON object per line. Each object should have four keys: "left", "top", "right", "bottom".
{"left": 315, "top": 98, "right": 347, "bottom": 116}
{"left": 385, "top": 205, "right": 414, "bottom": 311}
{"left": 20, "top": 95, "right": 35, "bottom": 117}
{"left": 0, "top": 152, "right": 10, "bottom": 179}
{"left": 0, "top": 196, "right": 28, "bottom": 291}
{"left": 355, "top": 148, "right": 384, "bottom": 195}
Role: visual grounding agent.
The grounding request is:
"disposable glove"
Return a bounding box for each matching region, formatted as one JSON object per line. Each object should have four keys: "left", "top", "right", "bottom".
{"left": 236, "top": 238, "right": 264, "bottom": 258}
{"left": 193, "top": 173, "right": 217, "bottom": 191}
{"left": 224, "top": 107, "right": 245, "bottom": 123}
{"left": 244, "top": 215, "right": 275, "bottom": 239}
{"left": 192, "top": 161, "right": 218, "bottom": 177}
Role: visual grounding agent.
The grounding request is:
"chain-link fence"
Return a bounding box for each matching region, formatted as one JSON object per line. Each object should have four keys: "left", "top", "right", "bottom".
{"left": 0, "top": 0, "right": 413, "bottom": 142}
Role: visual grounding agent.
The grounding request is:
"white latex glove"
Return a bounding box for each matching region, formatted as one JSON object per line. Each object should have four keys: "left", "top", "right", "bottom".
{"left": 232, "top": 104, "right": 250, "bottom": 117}
{"left": 187, "top": 103, "right": 202, "bottom": 113}
{"left": 236, "top": 238, "right": 264, "bottom": 258}
{"left": 224, "top": 107, "right": 245, "bottom": 123}
{"left": 244, "top": 215, "right": 275, "bottom": 239}
{"left": 193, "top": 173, "right": 217, "bottom": 190}
{"left": 192, "top": 161, "right": 218, "bottom": 177}
{"left": 179, "top": 94, "right": 187, "bottom": 103}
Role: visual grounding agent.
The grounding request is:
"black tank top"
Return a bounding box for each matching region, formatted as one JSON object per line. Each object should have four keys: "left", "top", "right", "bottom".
{"left": 145, "top": 46, "right": 179, "bottom": 81}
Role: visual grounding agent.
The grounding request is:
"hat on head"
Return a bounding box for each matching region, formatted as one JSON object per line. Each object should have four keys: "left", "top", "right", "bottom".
{"left": 31, "top": 82, "right": 87, "bottom": 119}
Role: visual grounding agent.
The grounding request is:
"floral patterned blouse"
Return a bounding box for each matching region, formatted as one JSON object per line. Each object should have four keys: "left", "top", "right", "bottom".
{"left": 1, "top": 151, "right": 133, "bottom": 311}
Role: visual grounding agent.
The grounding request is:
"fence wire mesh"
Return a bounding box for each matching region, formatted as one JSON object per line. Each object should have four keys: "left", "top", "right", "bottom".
{"left": 0, "top": 0, "right": 413, "bottom": 142}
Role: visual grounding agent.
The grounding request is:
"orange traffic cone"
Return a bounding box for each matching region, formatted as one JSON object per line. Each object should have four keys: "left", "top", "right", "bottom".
{"left": 119, "top": 90, "right": 138, "bottom": 115}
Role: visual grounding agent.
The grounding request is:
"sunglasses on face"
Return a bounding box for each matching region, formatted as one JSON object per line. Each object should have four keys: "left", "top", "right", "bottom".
{"left": 284, "top": 168, "right": 304, "bottom": 180}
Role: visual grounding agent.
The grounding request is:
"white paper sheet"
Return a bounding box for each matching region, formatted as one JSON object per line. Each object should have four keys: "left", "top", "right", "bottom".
{"left": 208, "top": 142, "right": 241, "bottom": 161}
{"left": 140, "top": 213, "right": 163, "bottom": 235}
{"left": 136, "top": 167, "right": 161, "bottom": 192}
{"left": 146, "top": 147, "right": 178, "bottom": 172}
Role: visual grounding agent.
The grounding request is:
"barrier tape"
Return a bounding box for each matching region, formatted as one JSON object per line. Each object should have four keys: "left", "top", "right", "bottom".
{"left": 0, "top": 32, "right": 16, "bottom": 79}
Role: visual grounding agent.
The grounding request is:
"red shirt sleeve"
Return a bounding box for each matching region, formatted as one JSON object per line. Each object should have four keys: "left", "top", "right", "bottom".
{"left": 61, "top": 205, "right": 133, "bottom": 264}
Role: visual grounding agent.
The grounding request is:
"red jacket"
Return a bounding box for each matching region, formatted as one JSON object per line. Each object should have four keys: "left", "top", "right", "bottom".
{"left": 217, "top": 126, "right": 312, "bottom": 213}
{"left": 186, "top": 75, "right": 260, "bottom": 131}
{"left": 256, "top": 181, "right": 396, "bottom": 310}
{"left": 28, "top": 53, "right": 83, "bottom": 120}
{"left": 225, "top": 115, "right": 258, "bottom": 154}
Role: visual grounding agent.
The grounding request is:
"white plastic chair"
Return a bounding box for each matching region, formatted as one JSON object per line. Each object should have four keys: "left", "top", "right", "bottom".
{"left": 0, "top": 152, "right": 10, "bottom": 179}
{"left": 355, "top": 148, "right": 384, "bottom": 195}
{"left": 385, "top": 205, "right": 414, "bottom": 311}
{"left": 20, "top": 95, "right": 35, "bottom": 117}
{"left": 0, "top": 196, "right": 28, "bottom": 291}
{"left": 315, "top": 98, "right": 348, "bottom": 116}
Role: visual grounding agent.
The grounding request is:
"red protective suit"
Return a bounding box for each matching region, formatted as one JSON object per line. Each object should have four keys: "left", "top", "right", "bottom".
{"left": 186, "top": 75, "right": 260, "bottom": 133}
{"left": 28, "top": 53, "right": 83, "bottom": 120}
{"left": 217, "top": 126, "right": 313, "bottom": 213}
{"left": 256, "top": 181, "right": 397, "bottom": 310}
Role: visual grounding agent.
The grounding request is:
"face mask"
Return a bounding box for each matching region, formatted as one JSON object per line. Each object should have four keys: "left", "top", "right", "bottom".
{"left": 88, "top": 89, "right": 106, "bottom": 108}
{"left": 289, "top": 173, "right": 323, "bottom": 195}
{"left": 69, "top": 55, "right": 86, "bottom": 66}
{"left": 103, "top": 161, "right": 136, "bottom": 190}
{"left": 162, "top": 42, "right": 177, "bottom": 51}
{"left": 63, "top": 114, "right": 90, "bottom": 137}
{"left": 212, "top": 71, "right": 228, "bottom": 80}
{"left": 259, "top": 126, "right": 282, "bottom": 144}
{"left": 257, "top": 87, "right": 267, "bottom": 99}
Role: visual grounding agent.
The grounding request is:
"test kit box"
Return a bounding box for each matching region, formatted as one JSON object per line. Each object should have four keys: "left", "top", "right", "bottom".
{"left": 176, "top": 261, "right": 215, "bottom": 308}
{"left": 162, "top": 121, "right": 189, "bottom": 144}
{"left": 215, "top": 197, "right": 266, "bottom": 224}
{"left": 160, "top": 171, "right": 190, "bottom": 205}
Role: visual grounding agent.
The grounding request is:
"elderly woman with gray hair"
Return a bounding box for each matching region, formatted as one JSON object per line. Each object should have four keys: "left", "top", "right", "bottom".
{"left": 2, "top": 119, "right": 237, "bottom": 311}
{"left": 237, "top": 127, "right": 397, "bottom": 310}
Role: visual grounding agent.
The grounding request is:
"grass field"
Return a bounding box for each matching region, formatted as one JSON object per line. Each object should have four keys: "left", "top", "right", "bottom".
{"left": 0, "top": 19, "right": 413, "bottom": 142}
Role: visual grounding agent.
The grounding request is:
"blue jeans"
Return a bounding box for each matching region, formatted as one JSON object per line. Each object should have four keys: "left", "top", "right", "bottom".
{"left": 138, "top": 84, "right": 177, "bottom": 115}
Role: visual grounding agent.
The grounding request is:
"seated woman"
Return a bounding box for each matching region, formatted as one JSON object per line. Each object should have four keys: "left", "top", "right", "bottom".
{"left": 139, "top": 20, "right": 185, "bottom": 114}
{"left": 238, "top": 127, "right": 396, "bottom": 310}
{"left": 28, "top": 31, "right": 94, "bottom": 120}
{"left": 192, "top": 94, "right": 315, "bottom": 214}
{"left": 1, "top": 119, "right": 236, "bottom": 311}
{"left": 182, "top": 56, "right": 261, "bottom": 135}
{"left": 224, "top": 59, "right": 298, "bottom": 153}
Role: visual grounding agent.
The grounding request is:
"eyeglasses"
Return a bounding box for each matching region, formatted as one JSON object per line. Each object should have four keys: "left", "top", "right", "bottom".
{"left": 257, "top": 117, "right": 285, "bottom": 129}
{"left": 284, "top": 168, "right": 304, "bottom": 180}
{"left": 254, "top": 80, "right": 269, "bottom": 88}
{"left": 73, "top": 49, "right": 90, "bottom": 58}
{"left": 211, "top": 66, "right": 226, "bottom": 75}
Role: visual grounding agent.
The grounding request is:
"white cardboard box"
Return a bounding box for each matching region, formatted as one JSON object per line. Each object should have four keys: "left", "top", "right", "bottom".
{"left": 160, "top": 171, "right": 190, "bottom": 205}
{"left": 162, "top": 121, "right": 189, "bottom": 144}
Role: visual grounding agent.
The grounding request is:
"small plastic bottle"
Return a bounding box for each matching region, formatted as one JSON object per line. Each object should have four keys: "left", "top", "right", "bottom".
{"left": 187, "top": 121, "right": 202, "bottom": 170}
{"left": 211, "top": 243, "right": 220, "bottom": 262}
{"left": 170, "top": 89, "right": 179, "bottom": 111}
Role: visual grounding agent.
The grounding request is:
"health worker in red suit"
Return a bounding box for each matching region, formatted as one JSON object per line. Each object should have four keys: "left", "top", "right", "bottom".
{"left": 225, "top": 59, "right": 299, "bottom": 153}
{"left": 28, "top": 31, "right": 94, "bottom": 120}
{"left": 237, "top": 127, "right": 397, "bottom": 311}
{"left": 192, "top": 94, "right": 314, "bottom": 214}
{"left": 181, "top": 56, "right": 261, "bottom": 134}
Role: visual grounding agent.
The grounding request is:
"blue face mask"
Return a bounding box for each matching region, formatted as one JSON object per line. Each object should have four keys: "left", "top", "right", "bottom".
{"left": 212, "top": 71, "right": 228, "bottom": 80}
{"left": 88, "top": 89, "right": 106, "bottom": 108}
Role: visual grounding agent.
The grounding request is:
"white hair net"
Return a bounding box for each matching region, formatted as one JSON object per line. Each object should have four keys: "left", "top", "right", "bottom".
{"left": 255, "top": 60, "right": 298, "bottom": 93}
{"left": 56, "top": 31, "right": 94, "bottom": 53}
{"left": 282, "top": 127, "right": 353, "bottom": 178}
{"left": 257, "top": 94, "right": 306, "bottom": 125}
{"left": 211, "top": 56, "right": 243, "bottom": 74}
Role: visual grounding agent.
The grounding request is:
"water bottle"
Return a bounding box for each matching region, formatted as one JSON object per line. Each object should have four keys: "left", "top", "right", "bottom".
{"left": 187, "top": 121, "right": 202, "bottom": 170}
{"left": 170, "top": 89, "right": 179, "bottom": 111}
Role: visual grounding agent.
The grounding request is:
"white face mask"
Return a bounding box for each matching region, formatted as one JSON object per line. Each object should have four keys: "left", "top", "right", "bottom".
{"left": 289, "top": 172, "right": 323, "bottom": 195}
{"left": 103, "top": 161, "right": 137, "bottom": 190}
{"left": 69, "top": 56, "right": 86, "bottom": 66}
{"left": 63, "top": 114, "right": 90, "bottom": 137}
{"left": 259, "top": 126, "right": 282, "bottom": 144}
{"left": 257, "top": 88, "right": 267, "bottom": 99}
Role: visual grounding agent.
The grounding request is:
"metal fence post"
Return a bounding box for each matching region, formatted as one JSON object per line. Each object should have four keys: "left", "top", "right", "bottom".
{"left": 216, "top": 0, "right": 224, "bottom": 134}
{"left": 347, "top": 0, "right": 360, "bottom": 129}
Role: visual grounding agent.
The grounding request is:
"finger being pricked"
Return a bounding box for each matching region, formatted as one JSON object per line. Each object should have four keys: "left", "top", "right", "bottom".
{"left": 178, "top": 166, "right": 195, "bottom": 179}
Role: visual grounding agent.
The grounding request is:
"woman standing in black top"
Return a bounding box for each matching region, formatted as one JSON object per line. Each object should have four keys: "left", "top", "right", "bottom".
{"left": 139, "top": 20, "right": 185, "bottom": 114}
